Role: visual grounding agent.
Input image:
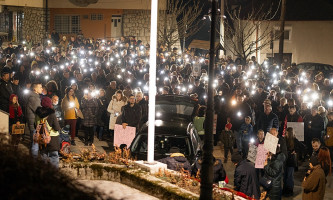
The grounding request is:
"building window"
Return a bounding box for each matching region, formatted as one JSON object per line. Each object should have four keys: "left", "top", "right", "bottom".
{"left": 274, "top": 26, "right": 291, "bottom": 40}
{"left": 55, "top": 15, "right": 80, "bottom": 34}
{"left": 91, "top": 14, "right": 103, "bottom": 20}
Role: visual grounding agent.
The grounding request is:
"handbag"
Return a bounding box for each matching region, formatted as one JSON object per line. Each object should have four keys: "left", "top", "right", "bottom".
{"left": 75, "top": 108, "right": 84, "bottom": 119}
{"left": 259, "top": 176, "right": 272, "bottom": 191}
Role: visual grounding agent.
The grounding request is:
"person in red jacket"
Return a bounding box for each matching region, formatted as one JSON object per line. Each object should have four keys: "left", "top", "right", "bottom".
{"left": 9, "top": 94, "right": 24, "bottom": 146}
{"left": 283, "top": 105, "right": 303, "bottom": 136}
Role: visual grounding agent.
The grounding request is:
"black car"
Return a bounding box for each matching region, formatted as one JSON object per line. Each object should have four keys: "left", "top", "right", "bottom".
{"left": 296, "top": 62, "right": 333, "bottom": 78}
{"left": 130, "top": 95, "right": 202, "bottom": 164}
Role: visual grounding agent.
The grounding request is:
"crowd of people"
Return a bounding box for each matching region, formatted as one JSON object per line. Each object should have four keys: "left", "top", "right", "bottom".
{"left": 0, "top": 31, "right": 332, "bottom": 199}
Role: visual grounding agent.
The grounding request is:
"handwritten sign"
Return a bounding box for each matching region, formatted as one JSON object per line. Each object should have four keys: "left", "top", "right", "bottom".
{"left": 114, "top": 124, "right": 136, "bottom": 147}
{"left": 264, "top": 133, "right": 279, "bottom": 154}
{"left": 287, "top": 122, "right": 304, "bottom": 141}
{"left": 12, "top": 124, "right": 25, "bottom": 134}
{"left": 247, "top": 144, "right": 257, "bottom": 163}
{"left": 255, "top": 144, "right": 268, "bottom": 169}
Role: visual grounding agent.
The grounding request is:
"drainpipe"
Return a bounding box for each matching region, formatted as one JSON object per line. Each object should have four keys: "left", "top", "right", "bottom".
{"left": 45, "top": 0, "right": 48, "bottom": 34}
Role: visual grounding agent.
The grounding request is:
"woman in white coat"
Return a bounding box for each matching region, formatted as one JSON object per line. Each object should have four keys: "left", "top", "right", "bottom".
{"left": 107, "top": 90, "right": 127, "bottom": 133}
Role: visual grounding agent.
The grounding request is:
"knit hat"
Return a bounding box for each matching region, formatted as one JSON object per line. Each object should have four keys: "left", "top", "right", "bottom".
{"left": 225, "top": 123, "right": 232, "bottom": 130}
{"left": 309, "top": 156, "right": 319, "bottom": 166}
{"left": 41, "top": 97, "right": 53, "bottom": 109}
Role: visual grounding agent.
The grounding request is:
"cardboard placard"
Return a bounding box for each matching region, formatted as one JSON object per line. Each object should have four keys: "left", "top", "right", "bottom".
{"left": 287, "top": 122, "right": 304, "bottom": 141}
{"left": 264, "top": 132, "right": 279, "bottom": 154}
{"left": 255, "top": 144, "right": 268, "bottom": 169}
{"left": 325, "top": 127, "right": 333, "bottom": 147}
{"left": 114, "top": 124, "right": 136, "bottom": 148}
{"left": 12, "top": 124, "right": 25, "bottom": 134}
{"left": 247, "top": 144, "right": 257, "bottom": 163}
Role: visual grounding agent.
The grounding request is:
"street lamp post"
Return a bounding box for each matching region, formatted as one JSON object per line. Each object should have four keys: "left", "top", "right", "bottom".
{"left": 200, "top": 0, "right": 216, "bottom": 199}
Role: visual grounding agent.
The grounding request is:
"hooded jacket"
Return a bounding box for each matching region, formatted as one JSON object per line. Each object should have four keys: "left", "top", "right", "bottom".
{"left": 35, "top": 106, "right": 60, "bottom": 151}
{"left": 302, "top": 165, "right": 326, "bottom": 200}
{"left": 158, "top": 153, "right": 191, "bottom": 172}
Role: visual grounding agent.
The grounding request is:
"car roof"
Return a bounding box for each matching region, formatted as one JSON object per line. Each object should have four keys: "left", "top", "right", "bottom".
{"left": 139, "top": 121, "right": 190, "bottom": 136}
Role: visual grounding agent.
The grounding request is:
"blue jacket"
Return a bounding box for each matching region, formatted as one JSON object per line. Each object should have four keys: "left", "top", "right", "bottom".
{"left": 239, "top": 123, "right": 253, "bottom": 139}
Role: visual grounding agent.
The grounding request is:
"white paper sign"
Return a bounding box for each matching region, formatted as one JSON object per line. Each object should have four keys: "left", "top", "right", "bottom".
{"left": 192, "top": 64, "right": 201, "bottom": 77}
{"left": 114, "top": 124, "right": 136, "bottom": 147}
{"left": 287, "top": 122, "right": 304, "bottom": 141}
{"left": 264, "top": 133, "right": 279, "bottom": 154}
{"left": 247, "top": 144, "right": 257, "bottom": 163}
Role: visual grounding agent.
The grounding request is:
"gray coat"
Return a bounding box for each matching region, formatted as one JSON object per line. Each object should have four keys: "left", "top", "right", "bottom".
{"left": 25, "top": 92, "right": 41, "bottom": 131}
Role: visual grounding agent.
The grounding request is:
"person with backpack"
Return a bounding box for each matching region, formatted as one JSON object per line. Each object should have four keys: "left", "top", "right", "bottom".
{"left": 35, "top": 97, "right": 61, "bottom": 168}
{"left": 9, "top": 94, "right": 24, "bottom": 147}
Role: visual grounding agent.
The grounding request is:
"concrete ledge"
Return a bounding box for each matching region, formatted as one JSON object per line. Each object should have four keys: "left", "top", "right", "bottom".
{"left": 134, "top": 160, "right": 167, "bottom": 174}
{"left": 60, "top": 162, "right": 199, "bottom": 200}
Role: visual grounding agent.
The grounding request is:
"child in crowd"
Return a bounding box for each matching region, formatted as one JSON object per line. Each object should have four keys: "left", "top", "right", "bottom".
{"left": 255, "top": 129, "right": 265, "bottom": 146}
{"left": 193, "top": 106, "right": 206, "bottom": 141}
{"left": 239, "top": 116, "right": 253, "bottom": 158}
{"left": 221, "top": 122, "right": 235, "bottom": 163}
{"left": 9, "top": 94, "right": 24, "bottom": 147}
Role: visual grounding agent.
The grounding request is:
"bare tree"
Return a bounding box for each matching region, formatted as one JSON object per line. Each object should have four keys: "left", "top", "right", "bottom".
{"left": 158, "top": 0, "right": 203, "bottom": 51}
{"left": 220, "top": 1, "right": 281, "bottom": 63}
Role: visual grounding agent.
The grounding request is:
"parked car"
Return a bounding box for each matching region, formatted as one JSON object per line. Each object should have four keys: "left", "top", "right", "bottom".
{"left": 296, "top": 62, "right": 333, "bottom": 77}
{"left": 130, "top": 95, "right": 202, "bottom": 164}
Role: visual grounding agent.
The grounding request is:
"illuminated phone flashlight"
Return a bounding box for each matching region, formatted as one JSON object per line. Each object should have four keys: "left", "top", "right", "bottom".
{"left": 311, "top": 92, "right": 318, "bottom": 100}
{"left": 35, "top": 71, "right": 41, "bottom": 76}
{"left": 60, "top": 65, "right": 64, "bottom": 69}
{"left": 251, "top": 90, "right": 255, "bottom": 95}
{"left": 189, "top": 84, "right": 193, "bottom": 89}
{"left": 44, "top": 75, "right": 49, "bottom": 80}
{"left": 89, "top": 68, "right": 93, "bottom": 72}
{"left": 127, "top": 79, "right": 131, "bottom": 83}
{"left": 137, "top": 81, "right": 142, "bottom": 86}
{"left": 121, "top": 68, "right": 125, "bottom": 73}
{"left": 80, "top": 50, "right": 85, "bottom": 55}
{"left": 156, "top": 112, "right": 162, "bottom": 117}
{"left": 83, "top": 69, "right": 87, "bottom": 73}
{"left": 204, "top": 76, "right": 208, "bottom": 81}
{"left": 281, "top": 90, "right": 285, "bottom": 94}
{"left": 301, "top": 72, "right": 306, "bottom": 77}
{"left": 94, "top": 61, "right": 99, "bottom": 65}
{"left": 117, "top": 75, "right": 122, "bottom": 79}
{"left": 221, "top": 98, "right": 225, "bottom": 102}
{"left": 118, "top": 60, "right": 121, "bottom": 64}
{"left": 106, "top": 62, "right": 110, "bottom": 66}
{"left": 232, "top": 66, "right": 236, "bottom": 70}
{"left": 69, "top": 102, "right": 75, "bottom": 108}
{"left": 231, "top": 100, "right": 236, "bottom": 106}
{"left": 22, "top": 41, "right": 26, "bottom": 44}
{"left": 203, "top": 95, "right": 207, "bottom": 99}
{"left": 178, "top": 50, "right": 182, "bottom": 55}
{"left": 303, "top": 95, "right": 308, "bottom": 101}
{"left": 30, "top": 52, "right": 35, "bottom": 57}
{"left": 213, "top": 83, "right": 217, "bottom": 88}
{"left": 272, "top": 73, "right": 277, "bottom": 78}
{"left": 17, "top": 60, "right": 21, "bottom": 63}
{"left": 84, "top": 89, "right": 89, "bottom": 94}
{"left": 327, "top": 100, "right": 333, "bottom": 107}
{"left": 102, "top": 39, "right": 105, "bottom": 43}
{"left": 182, "top": 87, "right": 186, "bottom": 92}
{"left": 88, "top": 51, "right": 93, "bottom": 55}
{"left": 308, "top": 102, "right": 313, "bottom": 108}
{"left": 286, "top": 80, "right": 291, "bottom": 84}
{"left": 70, "top": 51, "right": 74, "bottom": 55}
{"left": 264, "top": 61, "right": 268, "bottom": 65}
{"left": 254, "top": 75, "right": 258, "bottom": 78}
{"left": 23, "top": 89, "right": 30, "bottom": 94}
{"left": 185, "top": 58, "right": 189, "bottom": 62}
{"left": 130, "top": 60, "right": 134, "bottom": 64}
{"left": 250, "top": 138, "right": 255, "bottom": 144}
{"left": 192, "top": 61, "right": 196, "bottom": 64}
{"left": 273, "top": 79, "right": 278, "bottom": 84}
{"left": 31, "top": 71, "right": 34, "bottom": 74}
{"left": 177, "top": 58, "right": 181, "bottom": 62}
{"left": 221, "top": 71, "right": 224, "bottom": 75}
{"left": 243, "top": 76, "right": 248, "bottom": 80}
{"left": 65, "top": 62, "right": 69, "bottom": 66}
{"left": 200, "top": 58, "right": 205, "bottom": 63}
{"left": 165, "top": 53, "right": 169, "bottom": 57}
{"left": 237, "top": 111, "right": 242, "bottom": 117}
{"left": 107, "top": 47, "right": 110, "bottom": 51}
{"left": 71, "top": 80, "right": 76, "bottom": 84}
{"left": 46, "top": 49, "right": 50, "bottom": 54}
{"left": 330, "top": 79, "right": 333, "bottom": 84}
{"left": 162, "top": 58, "right": 166, "bottom": 62}
{"left": 88, "top": 58, "right": 92, "bottom": 63}
{"left": 120, "top": 44, "right": 123, "bottom": 47}
{"left": 304, "top": 79, "right": 308, "bottom": 84}
{"left": 159, "top": 88, "right": 163, "bottom": 92}
{"left": 110, "top": 57, "right": 114, "bottom": 61}
{"left": 296, "top": 90, "right": 301, "bottom": 95}
{"left": 20, "top": 54, "right": 24, "bottom": 58}
{"left": 164, "top": 77, "right": 169, "bottom": 81}
{"left": 144, "top": 86, "right": 148, "bottom": 91}
{"left": 47, "top": 40, "right": 51, "bottom": 44}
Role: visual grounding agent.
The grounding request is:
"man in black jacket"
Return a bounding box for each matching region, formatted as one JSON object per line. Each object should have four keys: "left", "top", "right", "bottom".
{"left": 121, "top": 94, "right": 142, "bottom": 130}
{"left": 0, "top": 67, "right": 13, "bottom": 112}
{"left": 256, "top": 104, "right": 279, "bottom": 133}
{"left": 304, "top": 107, "right": 324, "bottom": 153}
{"left": 232, "top": 152, "right": 260, "bottom": 199}
{"left": 136, "top": 92, "right": 148, "bottom": 129}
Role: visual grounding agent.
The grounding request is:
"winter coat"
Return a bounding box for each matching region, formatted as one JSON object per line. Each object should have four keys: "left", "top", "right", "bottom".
{"left": 107, "top": 96, "right": 127, "bottom": 130}
{"left": 229, "top": 102, "right": 252, "bottom": 131}
{"left": 191, "top": 158, "right": 227, "bottom": 183}
{"left": 302, "top": 165, "right": 326, "bottom": 200}
{"left": 285, "top": 137, "right": 305, "bottom": 167}
{"left": 215, "top": 95, "right": 229, "bottom": 134}
{"left": 264, "top": 152, "right": 286, "bottom": 200}
{"left": 81, "top": 98, "right": 98, "bottom": 127}
{"left": 96, "top": 96, "right": 108, "bottom": 127}
{"left": 304, "top": 114, "right": 324, "bottom": 139}
{"left": 121, "top": 103, "right": 142, "bottom": 130}
{"left": 239, "top": 123, "right": 253, "bottom": 140}
{"left": 283, "top": 113, "right": 303, "bottom": 136}
{"left": 137, "top": 98, "right": 148, "bottom": 126}
{"left": 257, "top": 111, "right": 279, "bottom": 133}
{"left": 26, "top": 92, "right": 41, "bottom": 131}
{"left": 0, "top": 79, "right": 13, "bottom": 112}
{"left": 234, "top": 160, "right": 260, "bottom": 199}
{"left": 9, "top": 95, "right": 23, "bottom": 126}
{"left": 158, "top": 153, "right": 191, "bottom": 172}
{"left": 61, "top": 95, "right": 80, "bottom": 120}
{"left": 35, "top": 107, "right": 60, "bottom": 152}
{"left": 220, "top": 130, "right": 235, "bottom": 149}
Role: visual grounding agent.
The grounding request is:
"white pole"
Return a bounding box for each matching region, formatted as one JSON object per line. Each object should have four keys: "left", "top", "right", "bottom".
{"left": 147, "top": 0, "right": 158, "bottom": 163}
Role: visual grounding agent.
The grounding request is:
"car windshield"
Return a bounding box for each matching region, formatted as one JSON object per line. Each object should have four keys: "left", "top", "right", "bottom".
{"left": 131, "top": 134, "right": 191, "bottom": 157}
{"left": 155, "top": 102, "right": 195, "bottom": 120}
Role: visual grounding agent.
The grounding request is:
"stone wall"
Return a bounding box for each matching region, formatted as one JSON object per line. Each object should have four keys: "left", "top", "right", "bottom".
{"left": 22, "top": 7, "right": 47, "bottom": 44}
{"left": 123, "top": 10, "right": 180, "bottom": 49}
